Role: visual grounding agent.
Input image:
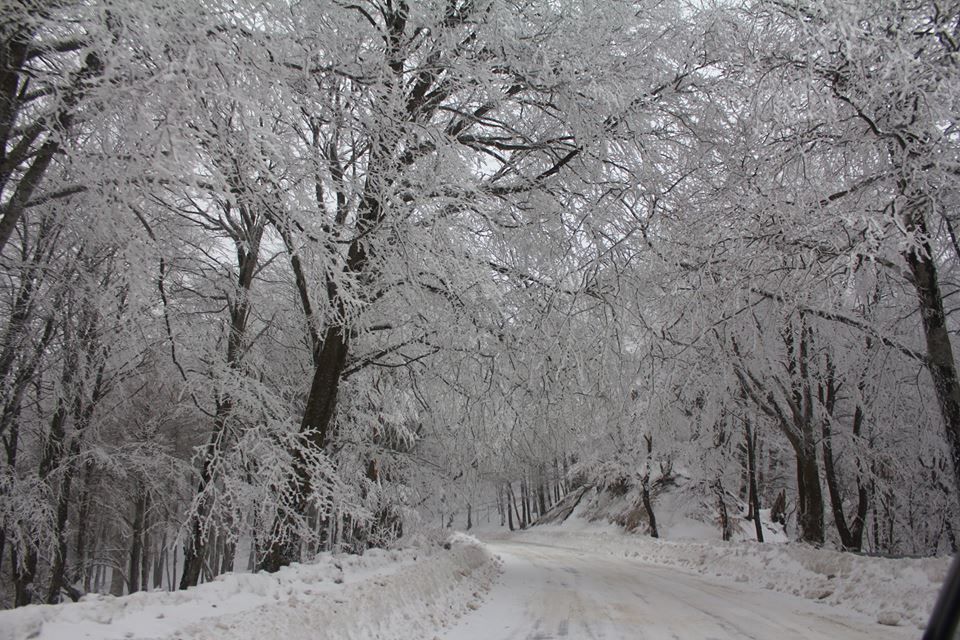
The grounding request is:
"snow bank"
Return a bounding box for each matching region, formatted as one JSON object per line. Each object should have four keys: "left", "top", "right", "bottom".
{"left": 540, "top": 477, "right": 789, "bottom": 543}
{"left": 515, "top": 527, "right": 949, "bottom": 630}
{"left": 0, "top": 535, "right": 500, "bottom": 640}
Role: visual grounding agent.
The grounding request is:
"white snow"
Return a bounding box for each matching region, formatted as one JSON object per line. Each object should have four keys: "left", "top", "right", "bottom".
{"left": 2, "top": 523, "right": 948, "bottom": 639}
{"left": 509, "top": 525, "right": 949, "bottom": 631}
{"left": 444, "top": 537, "right": 918, "bottom": 639}
{"left": 559, "top": 477, "right": 790, "bottom": 544}
{"left": 0, "top": 533, "right": 499, "bottom": 640}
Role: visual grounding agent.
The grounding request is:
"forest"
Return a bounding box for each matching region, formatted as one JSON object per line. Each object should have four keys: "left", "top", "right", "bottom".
{"left": 1, "top": 0, "right": 959, "bottom": 609}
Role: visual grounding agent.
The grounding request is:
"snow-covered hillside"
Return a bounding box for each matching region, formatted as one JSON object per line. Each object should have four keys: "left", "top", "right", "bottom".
{"left": 0, "top": 534, "right": 499, "bottom": 640}
{"left": 539, "top": 473, "right": 788, "bottom": 543}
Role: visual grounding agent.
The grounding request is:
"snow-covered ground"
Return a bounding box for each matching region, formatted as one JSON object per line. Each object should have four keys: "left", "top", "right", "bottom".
{"left": 1, "top": 521, "right": 949, "bottom": 639}
{"left": 510, "top": 477, "right": 949, "bottom": 632}
{"left": 546, "top": 475, "right": 790, "bottom": 544}
{"left": 444, "top": 537, "right": 920, "bottom": 639}
{"left": 0, "top": 533, "right": 499, "bottom": 640}
{"left": 500, "top": 526, "right": 949, "bottom": 633}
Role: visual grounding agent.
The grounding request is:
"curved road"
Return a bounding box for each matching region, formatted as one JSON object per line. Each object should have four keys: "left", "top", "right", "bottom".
{"left": 444, "top": 539, "right": 913, "bottom": 640}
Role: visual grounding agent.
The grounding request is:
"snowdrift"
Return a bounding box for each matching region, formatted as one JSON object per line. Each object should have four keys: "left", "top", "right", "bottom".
{"left": 539, "top": 473, "right": 787, "bottom": 543}
{"left": 516, "top": 526, "right": 949, "bottom": 631}
{"left": 531, "top": 474, "right": 949, "bottom": 629}
{"left": 0, "top": 534, "right": 500, "bottom": 640}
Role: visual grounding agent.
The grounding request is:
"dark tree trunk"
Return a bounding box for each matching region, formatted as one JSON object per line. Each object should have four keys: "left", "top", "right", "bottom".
{"left": 209, "top": 532, "right": 221, "bottom": 579}
{"left": 744, "top": 418, "right": 764, "bottom": 543}
{"left": 735, "top": 324, "right": 824, "bottom": 545}
{"left": 16, "top": 349, "right": 78, "bottom": 606}
{"left": 46, "top": 461, "right": 77, "bottom": 603}
{"left": 497, "top": 484, "right": 505, "bottom": 527}
{"left": 641, "top": 476, "right": 659, "bottom": 538}
{"left": 818, "top": 350, "right": 868, "bottom": 552}
{"left": 109, "top": 547, "right": 125, "bottom": 596}
{"left": 179, "top": 430, "right": 222, "bottom": 588}
{"left": 13, "top": 545, "right": 37, "bottom": 606}
{"left": 141, "top": 494, "right": 152, "bottom": 590}
{"left": 73, "top": 462, "right": 95, "bottom": 591}
{"left": 903, "top": 210, "right": 960, "bottom": 511}
{"left": 520, "top": 478, "right": 530, "bottom": 526}
{"left": 221, "top": 538, "right": 235, "bottom": 575}
{"left": 507, "top": 483, "right": 520, "bottom": 531}
{"left": 715, "top": 479, "right": 732, "bottom": 541}
{"left": 640, "top": 434, "right": 659, "bottom": 538}
{"left": 258, "top": 324, "right": 350, "bottom": 573}
{"left": 796, "top": 325, "right": 825, "bottom": 545}
{"left": 537, "top": 467, "right": 548, "bottom": 517}
{"left": 154, "top": 533, "right": 166, "bottom": 590}
{"left": 0, "top": 219, "right": 60, "bottom": 583}
{"left": 946, "top": 518, "right": 958, "bottom": 554}
{"left": 128, "top": 489, "right": 146, "bottom": 594}
{"left": 47, "top": 361, "right": 105, "bottom": 603}
{"left": 822, "top": 412, "right": 867, "bottom": 551}
{"left": 795, "top": 441, "right": 825, "bottom": 545}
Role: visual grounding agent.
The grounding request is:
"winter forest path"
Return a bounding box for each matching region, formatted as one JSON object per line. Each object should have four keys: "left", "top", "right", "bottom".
{"left": 442, "top": 538, "right": 912, "bottom": 640}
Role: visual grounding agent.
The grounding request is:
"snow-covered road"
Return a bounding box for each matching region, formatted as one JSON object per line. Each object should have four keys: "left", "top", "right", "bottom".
{"left": 443, "top": 539, "right": 913, "bottom": 640}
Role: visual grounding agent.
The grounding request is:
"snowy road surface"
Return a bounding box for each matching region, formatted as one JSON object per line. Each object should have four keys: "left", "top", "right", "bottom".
{"left": 443, "top": 539, "right": 913, "bottom": 640}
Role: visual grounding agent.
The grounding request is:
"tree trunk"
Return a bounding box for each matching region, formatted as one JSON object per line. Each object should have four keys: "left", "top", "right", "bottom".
{"left": 258, "top": 324, "right": 349, "bottom": 573}
{"left": 641, "top": 475, "right": 659, "bottom": 538}
{"left": 209, "top": 531, "right": 222, "bottom": 579}
{"left": 519, "top": 478, "right": 528, "bottom": 526}
{"left": 179, "top": 438, "right": 218, "bottom": 588}
{"left": 737, "top": 326, "right": 824, "bottom": 545}
{"left": 128, "top": 489, "right": 146, "bottom": 594}
{"left": 822, "top": 411, "right": 867, "bottom": 551}
{"left": 507, "top": 483, "right": 520, "bottom": 531}
{"left": 744, "top": 418, "right": 764, "bottom": 543}
{"left": 141, "top": 493, "right": 152, "bottom": 591}
{"left": 0, "top": 211, "right": 65, "bottom": 587}
{"left": 155, "top": 533, "right": 166, "bottom": 590}
{"left": 73, "top": 462, "right": 95, "bottom": 592}
{"left": 497, "top": 484, "right": 505, "bottom": 527}
{"left": 715, "top": 479, "right": 732, "bottom": 541}
{"left": 13, "top": 545, "right": 38, "bottom": 606}
{"left": 15, "top": 348, "right": 81, "bottom": 607}
{"left": 903, "top": 210, "right": 960, "bottom": 511}
{"left": 45, "top": 458, "right": 78, "bottom": 603}
{"left": 221, "top": 538, "right": 235, "bottom": 575}
{"left": 795, "top": 439, "right": 825, "bottom": 545}
{"left": 537, "top": 467, "right": 548, "bottom": 517}
{"left": 109, "top": 545, "right": 126, "bottom": 596}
